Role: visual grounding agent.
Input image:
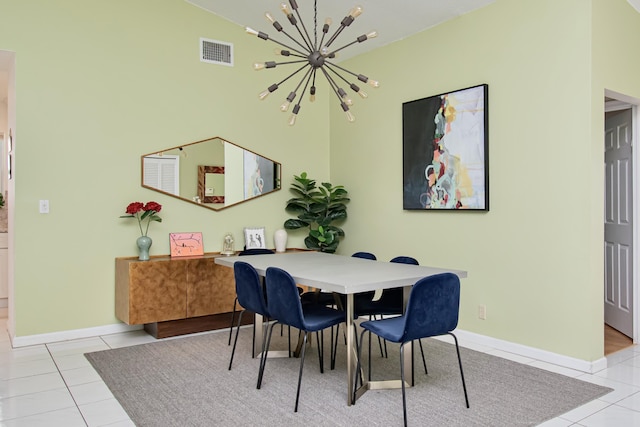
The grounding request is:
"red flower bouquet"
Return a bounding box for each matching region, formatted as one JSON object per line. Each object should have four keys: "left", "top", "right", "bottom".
{"left": 120, "top": 201, "right": 162, "bottom": 236}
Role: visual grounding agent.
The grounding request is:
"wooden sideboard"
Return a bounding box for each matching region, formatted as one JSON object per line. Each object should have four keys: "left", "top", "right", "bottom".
{"left": 115, "top": 253, "right": 247, "bottom": 338}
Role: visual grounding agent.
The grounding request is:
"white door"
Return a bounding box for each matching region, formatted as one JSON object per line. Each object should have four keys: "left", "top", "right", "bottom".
{"left": 604, "top": 108, "right": 633, "bottom": 337}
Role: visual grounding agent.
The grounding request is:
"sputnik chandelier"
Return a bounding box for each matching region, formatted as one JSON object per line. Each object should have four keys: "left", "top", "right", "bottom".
{"left": 246, "top": 0, "right": 379, "bottom": 126}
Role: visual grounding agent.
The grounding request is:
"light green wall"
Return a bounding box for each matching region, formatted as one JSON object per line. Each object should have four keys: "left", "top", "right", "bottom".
{"left": 0, "top": 0, "right": 330, "bottom": 336}
{"left": 331, "top": 0, "right": 610, "bottom": 361}
{"left": 2, "top": 0, "right": 639, "bottom": 362}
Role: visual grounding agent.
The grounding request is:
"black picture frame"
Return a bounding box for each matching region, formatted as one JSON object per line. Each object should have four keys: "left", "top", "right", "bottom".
{"left": 402, "top": 84, "right": 489, "bottom": 211}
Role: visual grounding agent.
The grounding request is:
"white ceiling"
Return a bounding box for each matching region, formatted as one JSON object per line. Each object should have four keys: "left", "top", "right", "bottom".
{"left": 2, "top": 0, "right": 640, "bottom": 104}
{"left": 186, "top": 0, "right": 496, "bottom": 61}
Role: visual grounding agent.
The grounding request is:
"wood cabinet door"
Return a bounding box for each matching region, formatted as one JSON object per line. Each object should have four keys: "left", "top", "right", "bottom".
{"left": 186, "top": 257, "right": 236, "bottom": 317}
{"left": 128, "top": 260, "right": 188, "bottom": 324}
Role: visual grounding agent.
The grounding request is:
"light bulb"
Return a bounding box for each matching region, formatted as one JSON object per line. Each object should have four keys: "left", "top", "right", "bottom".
{"left": 280, "top": 2, "right": 292, "bottom": 16}
{"left": 350, "top": 83, "right": 368, "bottom": 99}
{"left": 288, "top": 104, "right": 300, "bottom": 125}
{"left": 253, "top": 62, "right": 266, "bottom": 71}
{"left": 366, "top": 30, "right": 378, "bottom": 39}
{"left": 265, "top": 12, "right": 275, "bottom": 23}
{"left": 259, "top": 90, "right": 271, "bottom": 100}
{"left": 245, "top": 27, "right": 259, "bottom": 36}
{"left": 310, "top": 86, "right": 316, "bottom": 102}
{"left": 367, "top": 79, "right": 380, "bottom": 88}
{"left": 345, "top": 110, "right": 356, "bottom": 122}
{"left": 281, "top": 92, "right": 296, "bottom": 112}
{"left": 349, "top": 5, "right": 363, "bottom": 18}
{"left": 325, "top": 17, "right": 332, "bottom": 26}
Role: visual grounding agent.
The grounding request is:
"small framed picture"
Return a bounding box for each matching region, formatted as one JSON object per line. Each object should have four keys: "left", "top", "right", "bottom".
{"left": 244, "top": 227, "right": 266, "bottom": 249}
{"left": 169, "top": 232, "right": 204, "bottom": 257}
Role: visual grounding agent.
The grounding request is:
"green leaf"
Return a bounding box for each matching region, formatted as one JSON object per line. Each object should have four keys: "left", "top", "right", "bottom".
{"left": 284, "top": 172, "right": 349, "bottom": 253}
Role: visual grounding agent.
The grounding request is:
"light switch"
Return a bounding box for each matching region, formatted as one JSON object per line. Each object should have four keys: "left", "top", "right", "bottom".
{"left": 39, "top": 200, "right": 49, "bottom": 214}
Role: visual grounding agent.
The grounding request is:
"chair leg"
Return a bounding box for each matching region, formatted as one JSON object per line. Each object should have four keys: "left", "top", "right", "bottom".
{"left": 257, "top": 322, "right": 278, "bottom": 389}
{"left": 228, "top": 309, "right": 245, "bottom": 370}
{"left": 330, "top": 324, "right": 340, "bottom": 370}
{"left": 368, "top": 327, "right": 373, "bottom": 382}
{"left": 316, "top": 331, "right": 324, "bottom": 373}
{"left": 418, "top": 338, "right": 428, "bottom": 375}
{"left": 227, "top": 297, "right": 238, "bottom": 345}
{"left": 400, "top": 343, "right": 408, "bottom": 427}
{"left": 294, "top": 332, "right": 309, "bottom": 412}
{"left": 449, "top": 333, "right": 470, "bottom": 408}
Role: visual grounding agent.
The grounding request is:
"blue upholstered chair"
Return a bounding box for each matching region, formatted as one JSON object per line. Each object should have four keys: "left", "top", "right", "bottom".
{"left": 259, "top": 267, "right": 346, "bottom": 412}
{"left": 227, "top": 249, "right": 275, "bottom": 346}
{"left": 228, "top": 261, "right": 272, "bottom": 370}
{"left": 352, "top": 251, "right": 377, "bottom": 260}
{"left": 353, "top": 272, "right": 469, "bottom": 426}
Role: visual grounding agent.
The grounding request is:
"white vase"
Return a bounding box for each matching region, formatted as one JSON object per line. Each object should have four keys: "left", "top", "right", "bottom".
{"left": 274, "top": 229, "right": 287, "bottom": 252}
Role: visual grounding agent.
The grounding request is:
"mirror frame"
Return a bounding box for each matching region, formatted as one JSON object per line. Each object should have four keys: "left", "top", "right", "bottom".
{"left": 198, "top": 165, "right": 225, "bottom": 204}
{"left": 141, "top": 136, "right": 281, "bottom": 211}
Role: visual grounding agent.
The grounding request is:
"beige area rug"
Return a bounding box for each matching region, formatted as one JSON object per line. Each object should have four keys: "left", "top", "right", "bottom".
{"left": 85, "top": 327, "right": 611, "bottom": 427}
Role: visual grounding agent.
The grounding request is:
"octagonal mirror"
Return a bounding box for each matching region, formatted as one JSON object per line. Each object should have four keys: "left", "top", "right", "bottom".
{"left": 141, "top": 136, "right": 281, "bottom": 211}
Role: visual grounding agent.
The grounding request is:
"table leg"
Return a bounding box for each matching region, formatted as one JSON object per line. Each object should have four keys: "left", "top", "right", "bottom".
{"left": 346, "top": 293, "right": 355, "bottom": 406}
{"left": 253, "top": 313, "right": 292, "bottom": 359}
{"left": 353, "top": 286, "right": 414, "bottom": 403}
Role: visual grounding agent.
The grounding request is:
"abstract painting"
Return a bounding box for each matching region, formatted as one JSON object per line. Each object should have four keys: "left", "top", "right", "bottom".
{"left": 402, "top": 84, "right": 488, "bottom": 210}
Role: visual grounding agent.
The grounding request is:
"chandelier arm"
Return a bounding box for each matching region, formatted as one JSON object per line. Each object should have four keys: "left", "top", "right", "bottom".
{"left": 294, "top": 68, "right": 314, "bottom": 107}
{"left": 319, "top": 31, "right": 327, "bottom": 51}
{"left": 266, "top": 33, "right": 310, "bottom": 57}
{"left": 325, "top": 39, "right": 359, "bottom": 57}
{"left": 325, "top": 61, "right": 369, "bottom": 82}
{"left": 277, "top": 52, "right": 308, "bottom": 60}
{"left": 324, "top": 63, "right": 353, "bottom": 87}
{"left": 270, "top": 59, "right": 309, "bottom": 67}
{"left": 319, "top": 67, "right": 345, "bottom": 103}
{"left": 324, "top": 25, "right": 347, "bottom": 48}
{"left": 274, "top": 63, "right": 310, "bottom": 87}
{"left": 292, "top": 66, "right": 314, "bottom": 96}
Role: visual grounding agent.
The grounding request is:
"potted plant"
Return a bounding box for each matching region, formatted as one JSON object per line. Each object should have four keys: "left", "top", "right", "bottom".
{"left": 284, "top": 172, "right": 349, "bottom": 253}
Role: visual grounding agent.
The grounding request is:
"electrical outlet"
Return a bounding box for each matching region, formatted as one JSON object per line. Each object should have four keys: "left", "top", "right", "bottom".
{"left": 39, "top": 199, "right": 49, "bottom": 214}
{"left": 478, "top": 304, "right": 487, "bottom": 320}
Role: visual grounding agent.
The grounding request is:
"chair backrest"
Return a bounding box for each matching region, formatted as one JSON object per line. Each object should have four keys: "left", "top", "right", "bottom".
{"left": 233, "top": 261, "right": 269, "bottom": 317}
{"left": 403, "top": 272, "right": 460, "bottom": 342}
{"left": 239, "top": 248, "right": 275, "bottom": 256}
{"left": 390, "top": 256, "right": 419, "bottom": 265}
{"left": 352, "top": 252, "right": 377, "bottom": 260}
{"left": 265, "top": 267, "right": 306, "bottom": 330}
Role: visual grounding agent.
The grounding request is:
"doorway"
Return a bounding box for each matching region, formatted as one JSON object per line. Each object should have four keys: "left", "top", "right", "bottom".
{"left": 604, "top": 90, "right": 639, "bottom": 353}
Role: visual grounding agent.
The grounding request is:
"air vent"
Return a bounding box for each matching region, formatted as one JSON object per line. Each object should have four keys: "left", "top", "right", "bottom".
{"left": 200, "top": 38, "right": 233, "bottom": 66}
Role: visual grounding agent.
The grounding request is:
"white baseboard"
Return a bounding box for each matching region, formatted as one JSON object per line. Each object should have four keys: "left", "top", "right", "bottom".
{"left": 7, "top": 322, "right": 607, "bottom": 373}
{"left": 10, "top": 323, "right": 143, "bottom": 348}
{"left": 452, "top": 329, "right": 608, "bottom": 374}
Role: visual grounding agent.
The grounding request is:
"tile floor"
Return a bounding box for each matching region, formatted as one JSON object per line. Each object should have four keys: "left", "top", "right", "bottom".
{"left": 1, "top": 308, "right": 640, "bottom": 426}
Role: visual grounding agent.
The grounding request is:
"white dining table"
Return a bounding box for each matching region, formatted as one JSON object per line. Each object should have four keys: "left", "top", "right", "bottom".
{"left": 215, "top": 251, "right": 467, "bottom": 405}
